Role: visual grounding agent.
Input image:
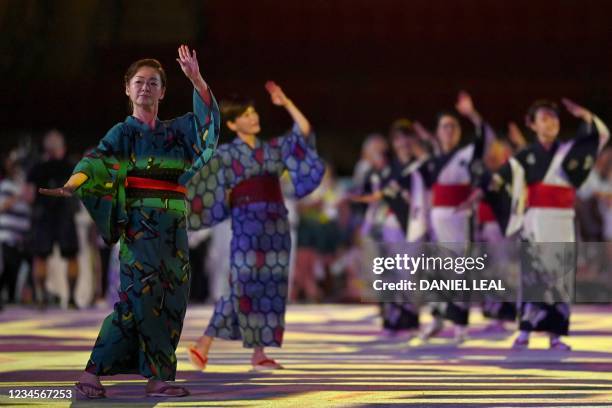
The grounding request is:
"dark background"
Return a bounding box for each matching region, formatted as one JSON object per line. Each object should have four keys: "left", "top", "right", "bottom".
{"left": 2, "top": 0, "right": 611, "bottom": 174}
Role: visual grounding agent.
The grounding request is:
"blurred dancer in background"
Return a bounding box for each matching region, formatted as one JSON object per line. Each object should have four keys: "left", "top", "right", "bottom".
{"left": 468, "top": 98, "right": 610, "bottom": 350}
{"left": 418, "top": 91, "right": 495, "bottom": 343}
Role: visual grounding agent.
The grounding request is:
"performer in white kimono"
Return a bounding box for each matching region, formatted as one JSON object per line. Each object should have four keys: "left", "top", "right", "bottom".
{"left": 353, "top": 119, "right": 428, "bottom": 337}
{"left": 467, "top": 98, "right": 609, "bottom": 350}
{"left": 418, "top": 92, "right": 496, "bottom": 343}
{"left": 477, "top": 138, "right": 518, "bottom": 332}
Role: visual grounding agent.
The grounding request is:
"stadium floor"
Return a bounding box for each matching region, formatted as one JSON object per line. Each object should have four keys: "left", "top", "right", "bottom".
{"left": 1, "top": 304, "right": 612, "bottom": 407}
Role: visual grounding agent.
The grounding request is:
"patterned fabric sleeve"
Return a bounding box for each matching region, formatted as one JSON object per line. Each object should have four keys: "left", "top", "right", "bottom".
{"left": 174, "top": 88, "right": 221, "bottom": 185}
{"left": 71, "top": 123, "right": 128, "bottom": 244}
{"left": 277, "top": 123, "right": 325, "bottom": 198}
{"left": 186, "top": 149, "right": 230, "bottom": 230}
{"left": 562, "top": 115, "right": 610, "bottom": 188}
{"left": 470, "top": 121, "right": 496, "bottom": 187}
{"left": 481, "top": 156, "right": 526, "bottom": 237}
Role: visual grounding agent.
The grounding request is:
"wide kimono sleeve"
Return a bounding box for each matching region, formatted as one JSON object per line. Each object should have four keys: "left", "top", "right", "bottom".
{"left": 481, "top": 155, "right": 527, "bottom": 237}
{"left": 562, "top": 115, "right": 610, "bottom": 188}
{"left": 186, "top": 148, "right": 230, "bottom": 230}
{"left": 469, "top": 121, "right": 497, "bottom": 187}
{"left": 173, "top": 87, "right": 221, "bottom": 185}
{"left": 277, "top": 123, "right": 325, "bottom": 198}
{"left": 71, "top": 123, "right": 129, "bottom": 244}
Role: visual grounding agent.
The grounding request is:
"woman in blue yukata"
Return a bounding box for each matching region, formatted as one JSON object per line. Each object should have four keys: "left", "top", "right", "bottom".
{"left": 39, "top": 45, "right": 220, "bottom": 398}
{"left": 186, "top": 81, "right": 325, "bottom": 371}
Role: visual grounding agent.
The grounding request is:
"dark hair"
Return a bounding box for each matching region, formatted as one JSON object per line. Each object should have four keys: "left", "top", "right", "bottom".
{"left": 389, "top": 118, "right": 415, "bottom": 137}
{"left": 124, "top": 59, "right": 167, "bottom": 112}
{"left": 220, "top": 94, "right": 254, "bottom": 123}
{"left": 526, "top": 99, "right": 559, "bottom": 124}
{"left": 436, "top": 110, "right": 461, "bottom": 127}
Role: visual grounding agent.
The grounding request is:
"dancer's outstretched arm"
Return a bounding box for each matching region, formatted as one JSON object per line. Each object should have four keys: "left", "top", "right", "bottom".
{"left": 265, "top": 81, "right": 312, "bottom": 137}
{"left": 562, "top": 97, "right": 610, "bottom": 150}
{"left": 177, "top": 44, "right": 211, "bottom": 103}
{"left": 39, "top": 172, "right": 88, "bottom": 197}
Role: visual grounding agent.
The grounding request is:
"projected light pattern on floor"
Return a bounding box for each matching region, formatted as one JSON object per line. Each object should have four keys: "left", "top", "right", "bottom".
{"left": 1, "top": 305, "right": 612, "bottom": 406}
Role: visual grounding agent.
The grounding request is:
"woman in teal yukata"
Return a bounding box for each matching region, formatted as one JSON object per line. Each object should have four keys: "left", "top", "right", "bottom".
{"left": 186, "top": 82, "right": 325, "bottom": 371}
{"left": 39, "top": 45, "right": 219, "bottom": 398}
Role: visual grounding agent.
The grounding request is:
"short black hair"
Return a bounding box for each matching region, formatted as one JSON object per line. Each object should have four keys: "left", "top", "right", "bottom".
{"left": 389, "top": 118, "right": 415, "bottom": 137}
{"left": 526, "top": 99, "right": 559, "bottom": 123}
{"left": 220, "top": 94, "right": 254, "bottom": 122}
{"left": 436, "top": 110, "right": 461, "bottom": 127}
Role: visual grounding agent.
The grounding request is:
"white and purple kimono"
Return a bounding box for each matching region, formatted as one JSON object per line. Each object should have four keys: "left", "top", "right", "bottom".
{"left": 484, "top": 116, "right": 609, "bottom": 335}
{"left": 364, "top": 158, "right": 428, "bottom": 331}
{"left": 419, "top": 122, "right": 495, "bottom": 325}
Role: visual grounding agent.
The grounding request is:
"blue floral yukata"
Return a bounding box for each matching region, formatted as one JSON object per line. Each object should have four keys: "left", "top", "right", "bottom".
{"left": 187, "top": 124, "right": 324, "bottom": 348}
{"left": 72, "top": 88, "right": 219, "bottom": 381}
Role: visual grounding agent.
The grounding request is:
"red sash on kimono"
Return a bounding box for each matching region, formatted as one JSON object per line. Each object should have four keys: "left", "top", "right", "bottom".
{"left": 432, "top": 183, "right": 472, "bottom": 207}
{"left": 527, "top": 183, "right": 575, "bottom": 208}
{"left": 126, "top": 176, "right": 187, "bottom": 195}
{"left": 230, "top": 174, "right": 283, "bottom": 208}
{"left": 478, "top": 202, "right": 496, "bottom": 223}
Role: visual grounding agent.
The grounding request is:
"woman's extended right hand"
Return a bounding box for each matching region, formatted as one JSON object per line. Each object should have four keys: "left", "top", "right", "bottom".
{"left": 38, "top": 172, "right": 88, "bottom": 197}
{"left": 38, "top": 186, "right": 75, "bottom": 197}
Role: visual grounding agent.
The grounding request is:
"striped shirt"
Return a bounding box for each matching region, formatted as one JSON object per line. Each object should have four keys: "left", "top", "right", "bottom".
{"left": 0, "top": 179, "right": 31, "bottom": 246}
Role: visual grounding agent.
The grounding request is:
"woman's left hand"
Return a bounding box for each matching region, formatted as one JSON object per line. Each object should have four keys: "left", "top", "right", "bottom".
{"left": 562, "top": 98, "right": 593, "bottom": 123}
{"left": 177, "top": 44, "right": 201, "bottom": 83}
{"left": 265, "top": 81, "right": 291, "bottom": 107}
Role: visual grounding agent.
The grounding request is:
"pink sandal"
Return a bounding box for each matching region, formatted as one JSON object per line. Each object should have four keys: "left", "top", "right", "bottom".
{"left": 512, "top": 337, "right": 529, "bottom": 350}
{"left": 75, "top": 382, "right": 106, "bottom": 399}
{"left": 188, "top": 345, "right": 208, "bottom": 370}
{"left": 550, "top": 339, "right": 571, "bottom": 351}
{"left": 146, "top": 384, "right": 190, "bottom": 397}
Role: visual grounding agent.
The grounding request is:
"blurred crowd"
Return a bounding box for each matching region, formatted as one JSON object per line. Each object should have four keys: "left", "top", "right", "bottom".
{"left": 1, "top": 120, "right": 611, "bottom": 310}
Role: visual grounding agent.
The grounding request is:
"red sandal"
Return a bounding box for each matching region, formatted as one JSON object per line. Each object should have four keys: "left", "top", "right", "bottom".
{"left": 188, "top": 345, "right": 208, "bottom": 370}
{"left": 252, "top": 358, "right": 284, "bottom": 371}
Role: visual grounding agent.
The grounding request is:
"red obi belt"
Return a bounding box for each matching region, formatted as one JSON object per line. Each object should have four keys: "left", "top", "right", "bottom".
{"left": 125, "top": 176, "right": 187, "bottom": 198}
{"left": 432, "top": 183, "right": 472, "bottom": 207}
{"left": 478, "top": 202, "right": 496, "bottom": 223}
{"left": 527, "top": 183, "right": 575, "bottom": 209}
{"left": 230, "top": 174, "right": 283, "bottom": 208}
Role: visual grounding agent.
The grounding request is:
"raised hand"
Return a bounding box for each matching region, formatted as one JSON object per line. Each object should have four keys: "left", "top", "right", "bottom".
{"left": 413, "top": 121, "right": 434, "bottom": 141}
{"left": 265, "top": 81, "right": 290, "bottom": 107}
{"left": 507, "top": 121, "right": 527, "bottom": 149}
{"left": 456, "top": 91, "right": 482, "bottom": 126}
{"left": 561, "top": 98, "right": 593, "bottom": 123}
{"left": 176, "top": 44, "right": 201, "bottom": 83}
{"left": 455, "top": 91, "right": 476, "bottom": 117}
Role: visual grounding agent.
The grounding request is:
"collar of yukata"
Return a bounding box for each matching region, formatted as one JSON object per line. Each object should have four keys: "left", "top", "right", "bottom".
{"left": 126, "top": 115, "right": 162, "bottom": 132}
{"left": 233, "top": 134, "right": 262, "bottom": 150}
{"left": 535, "top": 139, "right": 560, "bottom": 155}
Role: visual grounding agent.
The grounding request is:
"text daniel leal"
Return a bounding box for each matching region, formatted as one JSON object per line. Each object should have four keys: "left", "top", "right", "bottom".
{"left": 373, "top": 279, "right": 506, "bottom": 291}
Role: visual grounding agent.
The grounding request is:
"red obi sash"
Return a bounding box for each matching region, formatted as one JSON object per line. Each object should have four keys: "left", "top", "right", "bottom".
{"left": 230, "top": 174, "right": 283, "bottom": 208}
{"left": 478, "top": 202, "right": 496, "bottom": 223}
{"left": 432, "top": 183, "right": 472, "bottom": 207}
{"left": 125, "top": 176, "right": 187, "bottom": 195}
{"left": 527, "top": 183, "right": 575, "bottom": 208}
